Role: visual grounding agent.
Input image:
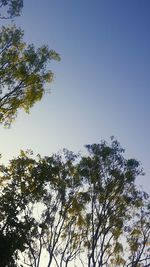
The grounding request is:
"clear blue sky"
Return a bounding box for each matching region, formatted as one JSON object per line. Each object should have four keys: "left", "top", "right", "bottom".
{"left": 0, "top": 0, "right": 150, "bottom": 192}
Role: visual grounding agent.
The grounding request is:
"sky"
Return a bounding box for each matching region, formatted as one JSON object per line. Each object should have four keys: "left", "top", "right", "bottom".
{"left": 0, "top": 0, "right": 150, "bottom": 192}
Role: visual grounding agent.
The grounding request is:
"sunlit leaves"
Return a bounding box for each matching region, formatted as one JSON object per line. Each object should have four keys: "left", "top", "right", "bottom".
{"left": 0, "top": 139, "right": 149, "bottom": 266}
{"left": 0, "top": 24, "right": 60, "bottom": 126}
{"left": 77, "top": 138, "right": 148, "bottom": 266}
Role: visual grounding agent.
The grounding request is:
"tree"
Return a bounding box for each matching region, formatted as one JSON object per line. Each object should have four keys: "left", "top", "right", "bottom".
{"left": 125, "top": 194, "right": 150, "bottom": 267}
{"left": 0, "top": 139, "right": 149, "bottom": 267}
{"left": 0, "top": 24, "right": 60, "bottom": 126}
{"left": 77, "top": 138, "right": 150, "bottom": 266}
{"left": 0, "top": 150, "right": 84, "bottom": 267}
{"left": 0, "top": 1, "right": 60, "bottom": 126}
{"left": 0, "top": 0, "right": 23, "bottom": 19}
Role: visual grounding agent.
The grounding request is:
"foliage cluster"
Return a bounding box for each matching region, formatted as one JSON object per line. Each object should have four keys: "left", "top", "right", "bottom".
{"left": 0, "top": 139, "right": 149, "bottom": 267}
{"left": 0, "top": 0, "right": 60, "bottom": 126}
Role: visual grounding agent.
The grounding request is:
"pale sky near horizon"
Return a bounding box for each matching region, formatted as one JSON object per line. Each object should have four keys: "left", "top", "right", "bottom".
{"left": 0, "top": 0, "right": 150, "bottom": 193}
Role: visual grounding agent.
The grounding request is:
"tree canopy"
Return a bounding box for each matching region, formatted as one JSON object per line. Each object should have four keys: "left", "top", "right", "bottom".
{"left": 0, "top": 0, "right": 23, "bottom": 19}
{"left": 0, "top": 24, "right": 60, "bottom": 126}
{"left": 0, "top": 139, "right": 149, "bottom": 267}
{"left": 0, "top": 0, "right": 60, "bottom": 126}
